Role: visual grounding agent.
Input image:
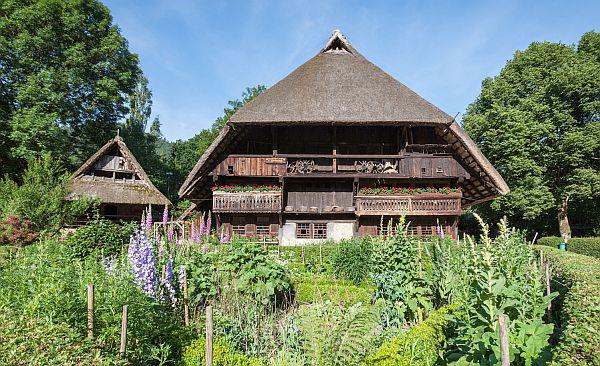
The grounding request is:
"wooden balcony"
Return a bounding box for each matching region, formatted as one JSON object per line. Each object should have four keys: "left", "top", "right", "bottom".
{"left": 355, "top": 193, "right": 462, "bottom": 216}
{"left": 212, "top": 191, "right": 282, "bottom": 213}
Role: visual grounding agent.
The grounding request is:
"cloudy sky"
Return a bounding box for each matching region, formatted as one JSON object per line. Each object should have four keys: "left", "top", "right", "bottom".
{"left": 103, "top": 0, "right": 599, "bottom": 141}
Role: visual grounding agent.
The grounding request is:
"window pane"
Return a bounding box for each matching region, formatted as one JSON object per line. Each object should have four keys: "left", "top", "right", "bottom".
{"left": 313, "top": 223, "right": 327, "bottom": 239}
{"left": 296, "top": 223, "right": 311, "bottom": 239}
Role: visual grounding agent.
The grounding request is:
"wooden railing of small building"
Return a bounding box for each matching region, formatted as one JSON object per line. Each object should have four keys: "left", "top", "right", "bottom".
{"left": 212, "top": 191, "right": 282, "bottom": 213}
{"left": 355, "top": 193, "right": 462, "bottom": 216}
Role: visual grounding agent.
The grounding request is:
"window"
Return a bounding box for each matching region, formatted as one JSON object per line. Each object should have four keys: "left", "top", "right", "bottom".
{"left": 313, "top": 223, "right": 327, "bottom": 239}
{"left": 407, "top": 225, "right": 418, "bottom": 237}
{"left": 232, "top": 225, "right": 245, "bottom": 236}
{"left": 296, "top": 223, "right": 327, "bottom": 239}
{"left": 377, "top": 224, "right": 396, "bottom": 237}
{"left": 421, "top": 226, "right": 433, "bottom": 236}
{"left": 256, "top": 225, "right": 270, "bottom": 236}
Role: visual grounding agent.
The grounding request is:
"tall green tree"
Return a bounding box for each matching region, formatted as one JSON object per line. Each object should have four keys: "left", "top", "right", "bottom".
{"left": 463, "top": 31, "right": 600, "bottom": 238}
{"left": 0, "top": 0, "right": 141, "bottom": 175}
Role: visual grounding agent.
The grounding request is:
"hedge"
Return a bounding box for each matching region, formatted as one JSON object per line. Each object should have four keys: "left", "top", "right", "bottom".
{"left": 181, "top": 338, "right": 265, "bottom": 366}
{"left": 367, "top": 304, "right": 455, "bottom": 366}
{"left": 537, "top": 236, "right": 600, "bottom": 259}
{"left": 292, "top": 275, "right": 375, "bottom": 306}
{"left": 535, "top": 246, "right": 600, "bottom": 365}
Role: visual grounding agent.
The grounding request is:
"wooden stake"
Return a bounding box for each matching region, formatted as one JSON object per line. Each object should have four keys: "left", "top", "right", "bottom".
{"left": 545, "top": 260, "right": 552, "bottom": 319}
{"left": 183, "top": 270, "right": 190, "bottom": 327}
{"left": 120, "top": 305, "right": 128, "bottom": 358}
{"left": 499, "top": 313, "right": 510, "bottom": 366}
{"left": 87, "top": 284, "right": 94, "bottom": 339}
{"left": 206, "top": 305, "right": 213, "bottom": 366}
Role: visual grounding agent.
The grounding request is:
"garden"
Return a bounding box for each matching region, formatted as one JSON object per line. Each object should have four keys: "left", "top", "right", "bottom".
{"left": 1, "top": 203, "right": 598, "bottom": 365}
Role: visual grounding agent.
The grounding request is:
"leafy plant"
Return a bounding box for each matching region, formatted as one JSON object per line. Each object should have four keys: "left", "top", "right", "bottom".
{"left": 332, "top": 237, "right": 372, "bottom": 284}
{"left": 181, "top": 338, "right": 265, "bottom": 366}
{"left": 0, "top": 215, "right": 38, "bottom": 247}
{"left": 65, "top": 218, "right": 136, "bottom": 258}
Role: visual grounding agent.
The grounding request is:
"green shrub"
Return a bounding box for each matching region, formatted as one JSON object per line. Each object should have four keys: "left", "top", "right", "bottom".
{"left": 367, "top": 305, "right": 455, "bottom": 366}
{"left": 331, "top": 237, "right": 372, "bottom": 284}
{"left": 65, "top": 218, "right": 136, "bottom": 258}
{"left": 275, "top": 244, "right": 337, "bottom": 274}
{"left": 538, "top": 236, "right": 600, "bottom": 259}
{"left": 0, "top": 155, "right": 96, "bottom": 232}
{"left": 292, "top": 275, "right": 374, "bottom": 305}
{"left": 536, "top": 246, "right": 600, "bottom": 365}
{"left": 0, "top": 215, "right": 38, "bottom": 247}
{"left": 181, "top": 338, "right": 265, "bottom": 366}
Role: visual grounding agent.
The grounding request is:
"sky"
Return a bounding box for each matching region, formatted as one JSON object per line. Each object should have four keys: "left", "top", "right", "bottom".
{"left": 103, "top": 0, "right": 600, "bottom": 142}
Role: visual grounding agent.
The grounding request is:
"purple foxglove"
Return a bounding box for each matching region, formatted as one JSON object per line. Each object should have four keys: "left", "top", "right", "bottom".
{"left": 199, "top": 215, "right": 205, "bottom": 237}
{"left": 168, "top": 225, "right": 174, "bottom": 242}
{"left": 191, "top": 224, "right": 198, "bottom": 242}
{"left": 145, "top": 210, "right": 153, "bottom": 232}
{"left": 440, "top": 226, "right": 445, "bottom": 239}
{"left": 206, "top": 216, "right": 211, "bottom": 237}
{"left": 176, "top": 239, "right": 180, "bottom": 249}
{"left": 202, "top": 242, "right": 208, "bottom": 254}
{"left": 162, "top": 206, "right": 169, "bottom": 226}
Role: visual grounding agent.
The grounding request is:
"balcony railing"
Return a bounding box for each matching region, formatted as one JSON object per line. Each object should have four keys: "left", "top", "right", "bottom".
{"left": 355, "top": 193, "right": 462, "bottom": 216}
{"left": 212, "top": 191, "right": 282, "bottom": 213}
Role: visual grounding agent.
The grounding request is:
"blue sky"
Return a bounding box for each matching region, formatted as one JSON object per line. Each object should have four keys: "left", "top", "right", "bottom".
{"left": 103, "top": 0, "right": 599, "bottom": 142}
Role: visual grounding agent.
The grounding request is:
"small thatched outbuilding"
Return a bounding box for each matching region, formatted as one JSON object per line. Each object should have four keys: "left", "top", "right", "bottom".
{"left": 68, "top": 135, "right": 171, "bottom": 221}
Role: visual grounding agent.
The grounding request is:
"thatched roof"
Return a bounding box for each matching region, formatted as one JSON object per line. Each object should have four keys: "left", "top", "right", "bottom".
{"left": 68, "top": 135, "right": 171, "bottom": 206}
{"left": 179, "top": 30, "right": 508, "bottom": 207}
{"left": 230, "top": 30, "right": 452, "bottom": 125}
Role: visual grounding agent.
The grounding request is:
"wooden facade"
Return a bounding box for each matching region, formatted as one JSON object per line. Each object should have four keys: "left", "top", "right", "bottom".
{"left": 179, "top": 30, "right": 508, "bottom": 243}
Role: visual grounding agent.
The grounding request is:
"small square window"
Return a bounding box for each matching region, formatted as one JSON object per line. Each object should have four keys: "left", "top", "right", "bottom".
{"left": 256, "top": 225, "right": 270, "bottom": 236}
{"left": 227, "top": 165, "right": 234, "bottom": 174}
{"left": 296, "top": 223, "right": 311, "bottom": 239}
{"left": 232, "top": 225, "right": 245, "bottom": 236}
{"left": 313, "top": 223, "right": 327, "bottom": 239}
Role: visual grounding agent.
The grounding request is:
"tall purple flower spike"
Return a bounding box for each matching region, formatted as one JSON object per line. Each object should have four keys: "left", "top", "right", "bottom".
{"left": 199, "top": 214, "right": 205, "bottom": 237}
{"left": 206, "top": 215, "right": 212, "bottom": 237}
{"left": 191, "top": 224, "right": 198, "bottom": 242}
{"left": 145, "top": 209, "right": 153, "bottom": 232}
{"left": 440, "top": 226, "right": 445, "bottom": 239}
{"left": 202, "top": 242, "right": 208, "bottom": 254}
{"left": 168, "top": 225, "right": 174, "bottom": 242}
{"left": 162, "top": 206, "right": 169, "bottom": 226}
{"left": 162, "top": 256, "right": 176, "bottom": 307}
{"left": 128, "top": 229, "right": 157, "bottom": 299}
{"left": 425, "top": 245, "right": 431, "bottom": 257}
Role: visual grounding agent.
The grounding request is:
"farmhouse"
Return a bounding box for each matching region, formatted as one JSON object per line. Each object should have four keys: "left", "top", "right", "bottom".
{"left": 68, "top": 134, "right": 171, "bottom": 221}
{"left": 179, "top": 30, "right": 508, "bottom": 244}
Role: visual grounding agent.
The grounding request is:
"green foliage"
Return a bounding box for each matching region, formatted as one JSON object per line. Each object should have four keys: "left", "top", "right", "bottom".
{"left": 65, "top": 218, "right": 136, "bottom": 258}
{"left": 436, "top": 217, "right": 555, "bottom": 365}
{"left": 216, "top": 240, "right": 291, "bottom": 305}
{"left": 332, "top": 237, "right": 372, "bottom": 284}
{"left": 0, "top": 215, "right": 38, "bottom": 247}
{"left": 0, "top": 0, "right": 141, "bottom": 174}
{"left": 292, "top": 275, "right": 375, "bottom": 306}
{"left": 0, "top": 155, "right": 96, "bottom": 232}
{"left": 535, "top": 246, "right": 600, "bottom": 365}
{"left": 181, "top": 338, "right": 265, "bottom": 366}
{"left": 297, "top": 301, "right": 381, "bottom": 366}
{"left": 367, "top": 305, "right": 455, "bottom": 366}
{"left": 0, "top": 240, "right": 190, "bottom": 365}
{"left": 275, "top": 244, "right": 337, "bottom": 274}
{"left": 537, "top": 236, "right": 600, "bottom": 259}
{"left": 370, "top": 220, "right": 434, "bottom": 326}
{"left": 463, "top": 31, "right": 600, "bottom": 235}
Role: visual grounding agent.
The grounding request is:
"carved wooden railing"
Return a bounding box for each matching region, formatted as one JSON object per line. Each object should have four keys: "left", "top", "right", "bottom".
{"left": 212, "top": 191, "right": 282, "bottom": 213}
{"left": 355, "top": 193, "right": 462, "bottom": 216}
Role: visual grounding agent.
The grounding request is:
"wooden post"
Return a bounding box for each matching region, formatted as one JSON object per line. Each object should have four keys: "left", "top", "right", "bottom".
{"left": 545, "top": 260, "right": 552, "bottom": 319}
{"left": 87, "top": 284, "right": 94, "bottom": 339}
{"left": 499, "top": 313, "right": 510, "bottom": 366}
{"left": 120, "top": 305, "right": 128, "bottom": 358}
{"left": 205, "top": 305, "right": 213, "bottom": 366}
{"left": 183, "top": 270, "right": 190, "bottom": 326}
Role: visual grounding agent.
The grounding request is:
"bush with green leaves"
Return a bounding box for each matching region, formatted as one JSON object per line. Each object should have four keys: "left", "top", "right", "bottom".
{"left": 181, "top": 338, "right": 265, "bottom": 366}
{"left": 433, "top": 217, "right": 555, "bottom": 365}
{"left": 65, "top": 218, "right": 136, "bottom": 258}
{"left": 0, "top": 155, "right": 96, "bottom": 233}
{"left": 536, "top": 246, "right": 600, "bottom": 365}
{"left": 275, "top": 243, "right": 337, "bottom": 274}
{"left": 538, "top": 236, "right": 600, "bottom": 259}
{"left": 367, "top": 304, "right": 455, "bottom": 366}
{"left": 292, "top": 274, "right": 375, "bottom": 305}
{"left": 331, "top": 237, "right": 372, "bottom": 284}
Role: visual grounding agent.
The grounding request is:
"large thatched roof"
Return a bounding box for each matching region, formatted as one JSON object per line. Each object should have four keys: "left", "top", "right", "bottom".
{"left": 179, "top": 31, "right": 509, "bottom": 207}
{"left": 68, "top": 135, "right": 171, "bottom": 206}
{"left": 230, "top": 31, "right": 452, "bottom": 125}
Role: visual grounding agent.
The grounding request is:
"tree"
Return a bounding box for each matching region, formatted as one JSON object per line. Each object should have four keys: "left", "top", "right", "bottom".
{"left": 0, "top": 0, "right": 141, "bottom": 175}
{"left": 463, "top": 31, "right": 600, "bottom": 238}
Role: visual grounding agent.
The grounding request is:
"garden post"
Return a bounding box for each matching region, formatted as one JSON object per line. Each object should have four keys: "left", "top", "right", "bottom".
{"left": 206, "top": 305, "right": 213, "bottom": 366}
{"left": 183, "top": 270, "right": 190, "bottom": 326}
{"left": 499, "top": 313, "right": 510, "bottom": 366}
{"left": 120, "top": 305, "right": 128, "bottom": 358}
{"left": 545, "top": 260, "right": 552, "bottom": 319}
{"left": 87, "top": 283, "right": 94, "bottom": 339}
